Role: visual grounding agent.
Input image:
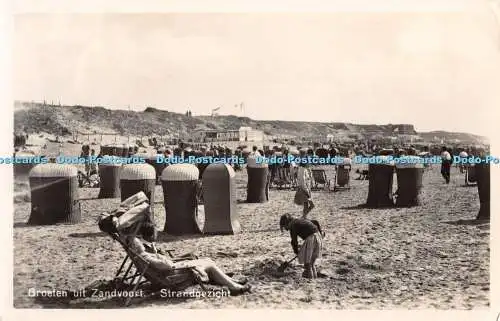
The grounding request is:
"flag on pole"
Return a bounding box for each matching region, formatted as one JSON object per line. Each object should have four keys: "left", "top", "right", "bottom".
{"left": 211, "top": 107, "right": 221, "bottom": 117}
{"left": 240, "top": 102, "right": 244, "bottom": 111}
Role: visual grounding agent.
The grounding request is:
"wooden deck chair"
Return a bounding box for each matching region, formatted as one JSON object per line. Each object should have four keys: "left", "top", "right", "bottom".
{"left": 333, "top": 164, "right": 351, "bottom": 192}
{"left": 98, "top": 194, "right": 206, "bottom": 306}
{"left": 272, "top": 166, "right": 293, "bottom": 189}
{"left": 289, "top": 165, "right": 298, "bottom": 189}
{"left": 109, "top": 230, "right": 206, "bottom": 306}
{"left": 77, "top": 170, "right": 100, "bottom": 188}
{"left": 311, "top": 169, "right": 333, "bottom": 191}
{"left": 465, "top": 164, "right": 477, "bottom": 186}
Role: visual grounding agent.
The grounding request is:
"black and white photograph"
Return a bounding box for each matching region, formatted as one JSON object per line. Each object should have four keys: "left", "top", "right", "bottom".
{"left": 4, "top": 0, "right": 499, "bottom": 314}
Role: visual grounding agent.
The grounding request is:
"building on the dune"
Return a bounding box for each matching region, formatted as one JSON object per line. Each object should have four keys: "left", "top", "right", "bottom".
{"left": 391, "top": 124, "right": 416, "bottom": 135}
{"left": 192, "top": 127, "right": 264, "bottom": 143}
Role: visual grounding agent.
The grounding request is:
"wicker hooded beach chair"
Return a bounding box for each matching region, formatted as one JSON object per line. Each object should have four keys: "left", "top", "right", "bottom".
{"left": 333, "top": 162, "right": 351, "bottom": 192}
{"left": 464, "top": 164, "right": 477, "bottom": 186}
{"left": 98, "top": 192, "right": 206, "bottom": 306}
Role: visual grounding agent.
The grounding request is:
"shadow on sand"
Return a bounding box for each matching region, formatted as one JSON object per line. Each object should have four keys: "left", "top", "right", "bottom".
{"left": 13, "top": 222, "right": 29, "bottom": 228}
{"left": 340, "top": 204, "right": 395, "bottom": 210}
{"left": 67, "top": 230, "right": 230, "bottom": 242}
{"left": 443, "top": 219, "right": 490, "bottom": 226}
{"left": 155, "top": 232, "right": 221, "bottom": 243}
{"left": 244, "top": 228, "right": 279, "bottom": 234}
{"left": 14, "top": 222, "right": 101, "bottom": 229}
{"left": 78, "top": 197, "right": 98, "bottom": 201}
{"left": 68, "top": 232, "right": 108, "bottom": 238}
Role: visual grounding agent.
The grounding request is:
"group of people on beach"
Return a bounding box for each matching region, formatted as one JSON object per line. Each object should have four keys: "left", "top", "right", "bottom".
{"left": 94, "top": 142, "right": 486, "bottom": 286}
{"left": 439, "top": 145, "right": 487, "bottom": 184}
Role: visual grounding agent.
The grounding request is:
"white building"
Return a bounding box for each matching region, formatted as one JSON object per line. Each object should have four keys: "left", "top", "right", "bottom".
{"left": 239, "top": 127, "right": 264, "bottom": 142}
{"left": 192, "top": 127, "right": 264, "bottom": 143}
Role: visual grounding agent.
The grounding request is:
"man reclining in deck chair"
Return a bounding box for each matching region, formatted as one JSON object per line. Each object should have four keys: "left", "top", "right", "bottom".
{"left": 99, "top": 192, "right": 251, "bottom": 296}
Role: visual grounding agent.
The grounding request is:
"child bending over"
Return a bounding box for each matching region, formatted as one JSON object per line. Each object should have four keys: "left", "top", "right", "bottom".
{"left": 279, "top": 213, "right": 323, "bottom": 279}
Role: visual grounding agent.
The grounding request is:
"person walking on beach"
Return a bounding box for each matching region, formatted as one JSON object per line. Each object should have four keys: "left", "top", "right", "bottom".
{"left": 441, "top": 146, "right": 452, "bottom": 184}
{"left": 294, "top": 162, "right": 315, "bottom": 217}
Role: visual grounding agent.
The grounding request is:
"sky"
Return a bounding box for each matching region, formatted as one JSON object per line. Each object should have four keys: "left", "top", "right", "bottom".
{"left": 12, "top": 4, "right": 500, "bottom": 137}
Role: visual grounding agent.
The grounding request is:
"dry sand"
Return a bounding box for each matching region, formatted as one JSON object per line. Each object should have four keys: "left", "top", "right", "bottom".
{"left": 13, "top": 163, "right": 489, "bottom": 309}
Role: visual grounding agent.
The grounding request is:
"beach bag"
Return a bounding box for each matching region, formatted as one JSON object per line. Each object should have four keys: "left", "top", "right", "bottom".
{"left": 294, "top": 186, "right": 310, "bottom": 205}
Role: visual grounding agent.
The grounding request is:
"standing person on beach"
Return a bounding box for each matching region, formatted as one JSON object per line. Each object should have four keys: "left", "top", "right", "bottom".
{"left": 80, "top": 145, "right": 91, "bottom": 175}
{"left": 279, "top": 214, "right": 323, "bottom": 279}
{"left": 88, "top": 149, "right": 98, "bottom": 176}
{"left": 294, "top": 161, "right": 315, "bottom": 217}
{"left": 441, "top": 146, "right": 452, "bottom": 184}
{"left": 250, "top": 146, "right": 261, "bottom": 157}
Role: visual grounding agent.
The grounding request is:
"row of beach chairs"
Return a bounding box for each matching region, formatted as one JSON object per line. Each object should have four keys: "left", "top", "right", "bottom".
{"left": 269, "top": 165, "right": 352, "bottom": 192}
